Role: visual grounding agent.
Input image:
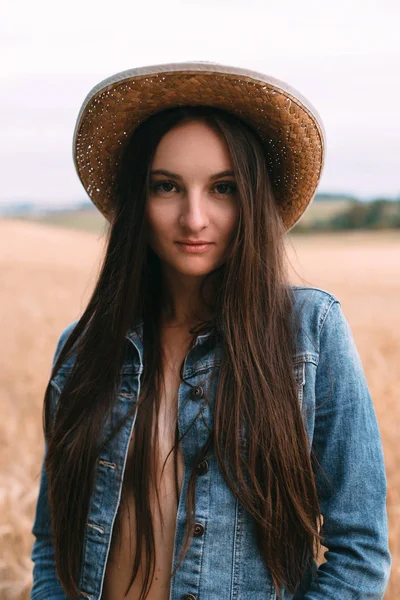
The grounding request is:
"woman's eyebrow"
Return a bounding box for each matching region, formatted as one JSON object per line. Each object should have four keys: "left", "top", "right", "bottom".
{"left": 150, "top": 169, "right": 236, "bottom": 181}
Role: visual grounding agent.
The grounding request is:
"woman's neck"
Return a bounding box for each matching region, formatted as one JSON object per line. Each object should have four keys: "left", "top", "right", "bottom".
{"left": 160, "top": 268, "right": 216, "bottom": 328}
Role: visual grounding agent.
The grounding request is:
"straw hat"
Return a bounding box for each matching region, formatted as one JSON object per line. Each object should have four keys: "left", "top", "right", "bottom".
{"left": 73, "top": 61, "right": 326, "bottom": 232}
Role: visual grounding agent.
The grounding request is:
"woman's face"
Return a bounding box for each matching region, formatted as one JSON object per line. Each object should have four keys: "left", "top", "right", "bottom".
{"left": 145, "top": 120, "right": 240, "bottom": 280}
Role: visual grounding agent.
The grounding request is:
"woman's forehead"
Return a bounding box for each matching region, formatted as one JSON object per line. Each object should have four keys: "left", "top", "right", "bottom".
{"left": 151, "top": 123, "right": 234, "bottom": 176}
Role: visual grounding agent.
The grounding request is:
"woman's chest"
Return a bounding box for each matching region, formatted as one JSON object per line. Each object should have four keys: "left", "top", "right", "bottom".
{"left": 101, "top": 361, "right": 186, "bottom": 600}
{"left": 70, "top": 343, "right": 318, "bottom": 600}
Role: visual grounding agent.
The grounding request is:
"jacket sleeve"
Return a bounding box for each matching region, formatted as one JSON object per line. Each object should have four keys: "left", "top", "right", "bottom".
{"left": 301, "top": 300, "right": 391, "bottom": 599}
{"left": 30, "top": 384, "right": 69, "bottom": 600}
{"left": 30, "top": 328, "right": 75, "bottom": 600}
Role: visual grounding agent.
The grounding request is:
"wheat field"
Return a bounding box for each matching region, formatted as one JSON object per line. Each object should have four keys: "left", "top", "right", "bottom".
{"left": 0, "top": 219, "right": 398, "bottom": 599}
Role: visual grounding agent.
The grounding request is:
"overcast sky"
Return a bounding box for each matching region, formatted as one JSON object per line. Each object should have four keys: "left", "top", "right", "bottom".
{"left": 2, "top": 0, "right": 399, "bottom": 205}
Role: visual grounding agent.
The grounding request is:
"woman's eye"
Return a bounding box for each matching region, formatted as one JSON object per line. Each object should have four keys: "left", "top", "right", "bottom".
{"left": 151, "top": 181, "right": 176, "bottom": 194}
{"left": 214, "top": 182, "right": 237, "bottom": 196}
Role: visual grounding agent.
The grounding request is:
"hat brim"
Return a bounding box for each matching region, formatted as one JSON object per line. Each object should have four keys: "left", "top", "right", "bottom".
{"left": 73, "top": 61, "right": 326, "bottom": 232}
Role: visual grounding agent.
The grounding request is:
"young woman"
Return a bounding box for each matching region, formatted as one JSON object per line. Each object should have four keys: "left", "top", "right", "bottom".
{"left": 30, "top": 62, "right": 391, "bottom": 600}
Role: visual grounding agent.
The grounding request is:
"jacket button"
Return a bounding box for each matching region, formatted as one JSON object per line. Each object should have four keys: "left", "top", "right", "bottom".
{"left": 190, "top": 385, "right": 204, "bottom": 399}
{"left": 193, "top": 522, "right": 205, "bottom": 536}
{"left": 182, "top": 595, "right": 196, "bottom": 600}
{"left": 196, "top": 459, "right": 209, "bottom": 475}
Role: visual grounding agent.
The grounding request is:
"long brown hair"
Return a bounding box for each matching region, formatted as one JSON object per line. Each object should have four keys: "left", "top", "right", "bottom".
{"left": 43, "top": 105, "right": 322, "bottom": 599}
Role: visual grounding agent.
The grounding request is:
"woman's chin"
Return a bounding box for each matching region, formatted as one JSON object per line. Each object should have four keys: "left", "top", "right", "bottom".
{"left": 171, "top": 261, "right": 218, "bottom": 278}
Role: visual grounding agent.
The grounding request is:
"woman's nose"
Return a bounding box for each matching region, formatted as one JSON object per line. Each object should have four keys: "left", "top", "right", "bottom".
{"left": 179, "top": 191, "right": 210, "bottom": 230}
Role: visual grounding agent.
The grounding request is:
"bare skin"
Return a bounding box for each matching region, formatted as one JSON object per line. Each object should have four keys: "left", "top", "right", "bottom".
{"left": 101, "top": 325, "right": 194, "bottom": 600}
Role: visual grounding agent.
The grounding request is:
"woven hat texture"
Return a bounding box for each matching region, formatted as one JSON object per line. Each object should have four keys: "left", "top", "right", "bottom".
{"left": 73, "top": 61, "right": 326, "bottom": 231}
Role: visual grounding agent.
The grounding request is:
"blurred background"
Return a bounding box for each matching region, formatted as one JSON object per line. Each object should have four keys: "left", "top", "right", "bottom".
{"left": 1, "top": 0, "right": 399, "bottom": 597}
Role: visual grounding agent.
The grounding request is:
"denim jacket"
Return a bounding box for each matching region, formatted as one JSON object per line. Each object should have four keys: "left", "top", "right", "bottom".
{"left": 30, "top": 285, "right": 391, "bottom": 600}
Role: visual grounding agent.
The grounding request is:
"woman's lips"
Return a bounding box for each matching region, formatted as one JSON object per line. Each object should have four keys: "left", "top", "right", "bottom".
{"left": 175, "top": 242, "right": 214, "bottom": 253}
